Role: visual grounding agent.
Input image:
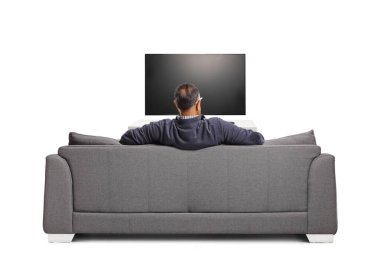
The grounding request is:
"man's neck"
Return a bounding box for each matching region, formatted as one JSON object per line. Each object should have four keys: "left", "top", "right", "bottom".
{"left": 180, "top": 111, "right": 199, "bottom": 116}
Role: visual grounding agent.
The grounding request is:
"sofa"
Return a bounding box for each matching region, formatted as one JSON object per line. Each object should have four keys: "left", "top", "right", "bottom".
{"left": 43, "top": 136, "right": 337, "bottom": 243}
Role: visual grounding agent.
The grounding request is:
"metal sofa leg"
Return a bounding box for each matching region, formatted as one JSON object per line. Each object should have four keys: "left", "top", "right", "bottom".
{"left": 48, "top": 234, "right": 75, "bottom": 243}
{"left": 306, "top": 234, "right": 334, "bottom": 243}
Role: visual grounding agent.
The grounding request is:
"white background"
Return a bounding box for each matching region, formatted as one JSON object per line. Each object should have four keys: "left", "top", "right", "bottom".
{"left": 1, "top": 0, "right": 379, "bottom": 252}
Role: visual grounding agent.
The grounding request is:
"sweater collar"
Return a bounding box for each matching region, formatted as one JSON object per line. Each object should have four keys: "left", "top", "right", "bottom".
{"left": 176, "top": 114, "right": 200, "bottom": 120}
{"left": 174, "top": 114, "right": 205, "bottom": 127}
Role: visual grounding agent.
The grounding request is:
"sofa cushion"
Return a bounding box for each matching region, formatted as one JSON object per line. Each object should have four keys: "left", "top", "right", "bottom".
{"left": 69, "top": 132, "right": 121, "bottom": 145}
{"left": 264, "top": 130, "right": 316, "bottom": 145}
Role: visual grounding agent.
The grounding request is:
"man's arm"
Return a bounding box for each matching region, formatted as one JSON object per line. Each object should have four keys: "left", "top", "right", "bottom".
{"left": 218, "top": 118, "right": 264, "bottom": 145}
{"left": 120, "top": 121, "right": 163, "bottom": 145}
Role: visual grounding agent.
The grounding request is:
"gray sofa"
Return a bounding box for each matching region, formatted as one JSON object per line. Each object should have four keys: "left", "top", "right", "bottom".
{"left": 43, "top": 144, "right": 337, "bottom": 243}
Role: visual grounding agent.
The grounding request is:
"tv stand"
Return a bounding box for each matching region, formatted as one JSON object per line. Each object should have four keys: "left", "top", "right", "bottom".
{"left": 128, "top": 116, "right": 257, "bottom": 131}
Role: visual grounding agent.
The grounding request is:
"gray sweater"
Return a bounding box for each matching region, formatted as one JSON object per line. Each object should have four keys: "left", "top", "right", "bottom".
{"left": 120, "top": 115, "right": 264, "bottom": 150}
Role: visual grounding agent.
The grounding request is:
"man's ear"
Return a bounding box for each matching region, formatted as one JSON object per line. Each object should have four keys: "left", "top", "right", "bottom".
{"left": 196, "top": 99, "right": 201, "bottom": 111}
{"left": 173, "top": 100, "right": 181, "bottom": 114}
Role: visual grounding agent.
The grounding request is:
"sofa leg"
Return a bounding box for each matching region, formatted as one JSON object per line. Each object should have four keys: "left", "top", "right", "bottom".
{"left": 48, "top": 234, "right": 75, "bottom": 243}
{"left": 306, "top": 234, "right": 334, "bottom": 243}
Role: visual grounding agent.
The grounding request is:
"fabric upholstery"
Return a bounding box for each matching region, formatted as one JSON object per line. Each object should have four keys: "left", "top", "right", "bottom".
{"left": 58, "top": 144, "right": 321, "bottom": 213}
{"left": 43, "top": 155, "right": 73, "bottom": 234}
{"left": 69, "top": 132, "right": 121, "bottom": 145}
{"left": 308, "top": 154, "right": 338, "bottom": 234}
{"left": 264, "top": 130, "right": 316, "bottom": 145}
{"left": 72, "top": 212, "right": 307, "bottom": 234}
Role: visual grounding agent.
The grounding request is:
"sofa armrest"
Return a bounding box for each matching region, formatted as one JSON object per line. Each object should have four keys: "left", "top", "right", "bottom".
{"left": 307, "top": 153, "right": 338, "bottom": 234}
{"left": 43, "top": 154, "right": 73, "bottom": 234}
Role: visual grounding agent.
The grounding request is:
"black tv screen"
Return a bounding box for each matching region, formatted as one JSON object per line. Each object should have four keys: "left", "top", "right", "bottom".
{"left": 145, "top": 54, "right": 245, "bottom": 115}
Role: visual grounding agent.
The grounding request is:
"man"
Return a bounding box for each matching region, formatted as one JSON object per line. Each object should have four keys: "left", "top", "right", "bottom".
{"left": 120, "top": 83, "right": 264, "bottom": 150}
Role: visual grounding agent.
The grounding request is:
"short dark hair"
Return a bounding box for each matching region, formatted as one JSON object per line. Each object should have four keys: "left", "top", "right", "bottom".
{"left": 174, "top": 83, "right": 200, "bottom": 111}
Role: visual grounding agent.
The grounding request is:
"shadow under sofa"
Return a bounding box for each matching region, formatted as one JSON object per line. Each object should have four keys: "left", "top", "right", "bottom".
{"left": 43, "top": 144, "right": 337, "bottom": 243}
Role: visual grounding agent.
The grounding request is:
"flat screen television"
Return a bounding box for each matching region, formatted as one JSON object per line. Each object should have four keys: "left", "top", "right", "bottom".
{"left": 145, "top": 54, "right": 245, "bottom": 115}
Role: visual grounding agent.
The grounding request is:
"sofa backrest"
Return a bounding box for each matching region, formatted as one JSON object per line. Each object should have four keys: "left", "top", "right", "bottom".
{"left": 58, "top": 144, "right": 321, "bottom": 213}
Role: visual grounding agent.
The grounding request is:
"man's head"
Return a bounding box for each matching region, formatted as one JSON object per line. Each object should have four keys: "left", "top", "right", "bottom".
{"left": 173, "top": 83, "right": 202, "bottom": 116}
